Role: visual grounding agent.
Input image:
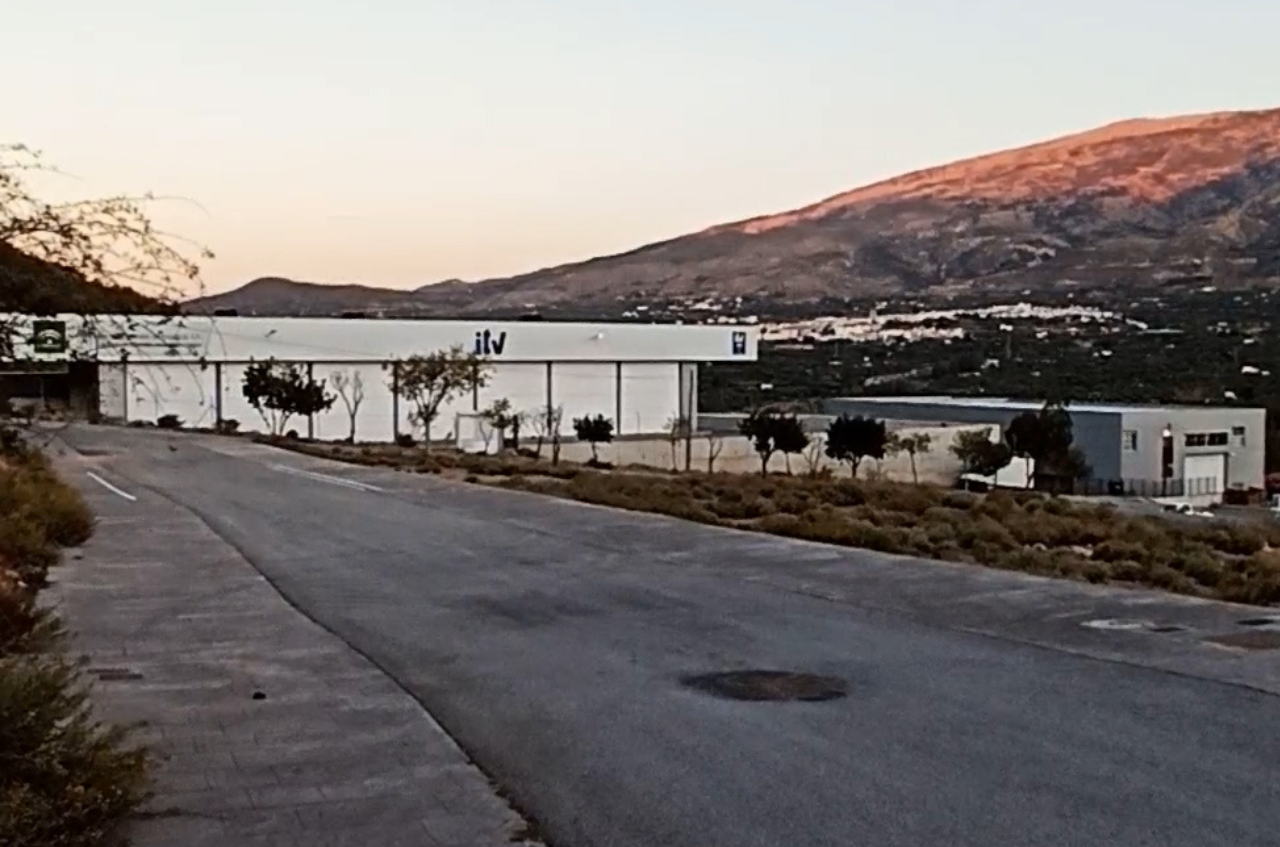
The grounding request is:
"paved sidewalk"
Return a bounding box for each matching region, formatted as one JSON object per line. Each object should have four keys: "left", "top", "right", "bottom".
{"left": 48, "top": 451, "right": 536, "bottom": 847}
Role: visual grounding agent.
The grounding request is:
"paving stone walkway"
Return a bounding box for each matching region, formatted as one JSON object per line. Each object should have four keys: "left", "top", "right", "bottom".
{"left": 49, "top": 453, "right": 535, "bottom": 847}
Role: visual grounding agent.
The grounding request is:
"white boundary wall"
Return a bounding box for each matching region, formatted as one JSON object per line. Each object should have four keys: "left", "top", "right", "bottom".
{"left": 17, "top": 315, "right": 757, "bottom": 439}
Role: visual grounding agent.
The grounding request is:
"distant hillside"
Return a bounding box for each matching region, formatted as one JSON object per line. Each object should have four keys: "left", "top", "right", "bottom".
{"left": 0, "top": 241, "right": 168, "bottom": 314}
{"left": 190, "top": 106, "right": 1280, "bottom": 318}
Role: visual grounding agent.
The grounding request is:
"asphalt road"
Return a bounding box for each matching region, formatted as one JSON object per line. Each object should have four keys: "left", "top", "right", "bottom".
{"left": 62, "top": 427, "right": 1280, "bottom": 847}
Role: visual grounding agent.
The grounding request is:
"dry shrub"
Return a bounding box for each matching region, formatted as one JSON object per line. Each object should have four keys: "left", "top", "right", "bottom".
{"left": 0, "top": 656, "right": 150, "bottom": 847}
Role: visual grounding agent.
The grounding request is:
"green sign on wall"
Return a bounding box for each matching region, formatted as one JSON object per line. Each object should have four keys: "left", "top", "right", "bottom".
{"left": 30, "top": 320, "right": 68, "bottom": 356}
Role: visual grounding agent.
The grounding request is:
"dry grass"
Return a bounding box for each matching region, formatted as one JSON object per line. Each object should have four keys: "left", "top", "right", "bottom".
{"left": 271, "top": 438, "right": 1280, "bottom": 607}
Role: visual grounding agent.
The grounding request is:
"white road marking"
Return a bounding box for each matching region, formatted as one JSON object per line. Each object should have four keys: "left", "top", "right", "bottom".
{"left": 86, "top": 472, "right": 138, "bottom": 502}
{"left": 268, "top": 463, "right": 383, "bottom": 493}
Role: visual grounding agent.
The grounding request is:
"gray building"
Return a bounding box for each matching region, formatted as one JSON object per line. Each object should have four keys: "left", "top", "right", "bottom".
{"left": 821, "top": 396, "right": 1266, "bottom": 501}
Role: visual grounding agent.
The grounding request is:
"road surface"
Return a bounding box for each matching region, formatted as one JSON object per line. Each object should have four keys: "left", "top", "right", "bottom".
{"left": 60, "top": 427, "right": 1280, "bottom": 847}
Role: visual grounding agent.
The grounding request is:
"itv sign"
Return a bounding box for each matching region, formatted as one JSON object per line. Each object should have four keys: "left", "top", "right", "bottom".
{"left": 473, "top": 329, "right": 507, "bottom": 356}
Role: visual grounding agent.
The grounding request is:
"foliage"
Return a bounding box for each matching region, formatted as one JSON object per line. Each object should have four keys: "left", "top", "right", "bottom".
{"left": 214, "top": 418, "right": 240, "bottom": 435}
{"left": 479, "top": 398, "right": 519, "bottom": 452}
{"left": 330, "top": 370, "right": 365, "bottom": 443}
{"left": 824, "top": 414, "right": 887, "bottom": 477}
{"left": 1, "top": 143, "right": 210, "bottom": 375}
{"left": 572, "top": 414, "right": 614, "bottom": 462}
{"left": 739, "top": 410, "right": 807, "bottom": 475}
{"left": 772, "top": 416, "right": 810, "bottom": 474}
{"left": 393, "top": 346, "right": 491, "bottom": 449}
{"left": 0, "top": 441, "right": 149, "bottom": 846}
{"left": 1006, "top": 401, "right": 1082, "bottom": 490}
{"left": 524, "top": 405, "right": 564, "bottom": 463}
{"left": 241, "top": 358, "right": 335, "bottom": 437}
{"left": 951, "top": 428, "right": 1014, "bottom": 477}
{"left": 155, "top": 413, "right": 182, "bottom": 430}
{"left": 887, "top": 431, "right": 932, "bottom": 483}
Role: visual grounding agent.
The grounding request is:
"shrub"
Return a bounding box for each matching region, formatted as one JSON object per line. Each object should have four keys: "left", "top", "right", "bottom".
{"left": 155, "top": 413, "right": 182, "bottom": 430}
{"left": 394, "top": 433, "right": 416, "bottom": 448}
{"left": 214, "top": 418, "right": 240, "bottom": 435}
{"left": 0, "top": 655, "right": 150, "bottom": 847}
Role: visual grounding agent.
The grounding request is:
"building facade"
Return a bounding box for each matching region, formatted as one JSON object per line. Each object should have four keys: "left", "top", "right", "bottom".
{"left": 821, "top": 396, "right": 1266, "bottom": 501}
{"left": 0, "top": 314, "right": 759, "bottom": 441}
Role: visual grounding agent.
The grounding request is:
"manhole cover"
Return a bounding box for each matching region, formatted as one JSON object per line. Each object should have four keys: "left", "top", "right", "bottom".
{"left": 87, "top": 667, "right": 143, "bottom": 681}
{"left": 1206, "top": 632, "right": 1280, "bottom": 651}
{"left": 681, "top": 670, "right": 847, "bottom": 702}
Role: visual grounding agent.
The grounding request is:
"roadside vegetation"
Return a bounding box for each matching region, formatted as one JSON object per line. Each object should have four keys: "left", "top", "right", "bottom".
{"left": 271, "top": 435, "right": 1280, "bottom": 607}
{"left": 0, "top": 431, "right": 149, "bottom": 847}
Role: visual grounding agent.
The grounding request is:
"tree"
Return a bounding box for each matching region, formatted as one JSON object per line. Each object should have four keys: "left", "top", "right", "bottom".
{"left": 887, "top": 431, "right": 933, "bottom": 484}
{"left": 2, "top": 143, "right": 210, "bottom": 433}
{"left": 704, "top": 429, "right": 725, "bottom": 474}
{"left": 739, "top": 410, "right": 781, "bottom": 476}
{"left": 802, "top": 436, "right": 826, "bottom": 477}
{"left": 573, "top": 414, "right": 614, "bottom": 463}
{"left": 479, "top": 398, "right": 518, "bottom": 453}
{"left": 773, "top": 416, "right": 810, "bottom": 475}
{"left": 951, "top": 428, "right": 1013, "bottom": 477}
{"left": 241, "top": 359, "right": 335, "bottom": 436}
{"left": 393, "top": 346, "right": 491, "bottom": 450}
{"left": 1005, "top": 401, "right": 1074, "bottom": 488}
{"left": 824, "top": 414, "right": 888, "bottom": 478}
{"left": 330, "top": 370, "right": 365, "bottom": 443}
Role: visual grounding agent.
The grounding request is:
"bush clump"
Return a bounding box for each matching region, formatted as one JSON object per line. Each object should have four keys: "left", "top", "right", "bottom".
{"left": 0, "top": 431, "right": 150, "bottom": 845}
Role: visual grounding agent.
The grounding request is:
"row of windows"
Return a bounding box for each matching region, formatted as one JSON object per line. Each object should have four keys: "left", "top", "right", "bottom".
{"left": 1122, "top": 427, "right": 1247, "bottom": 451}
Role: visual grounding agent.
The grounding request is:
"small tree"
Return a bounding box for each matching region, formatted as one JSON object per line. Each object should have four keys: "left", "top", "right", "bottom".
{"left": 824, "top": 414, "right": 887, "bottom": 478}
{"left": 573, "top": 413, "right": 614, "bottom": 463}
{"left": 802, "top": 436, "right": 826, "bottom": 477}
{"left": 739, "top": 409, "right": 781, "bottom": 476}
{"left": 951, "top": 428, "right": 1013, "bottom": 477}
{"left": 888, "top": 431, "right": 932, "bottom": 484}
{"left": 704, "top": 429, "right": 724, "bottom": 474}
{"left": 393, "top": 346, "right": 491, "bottom": 450}
{"left": 330, "top": 369, "right": 365, "bottom": 443}
{"left": 1006, "top": 401, "right": 1074, "bottom": 488}
{"left": 665, "top": 415, "right": 692, "bottom": 472}
{"left": 773, "top": 416, "right": 810, "bottom": 475}
{"left": 241, "top": 359, "right": 335, "bottom": 436}
{"left": 479, "top": 398, "right": 518, "bottom": 453}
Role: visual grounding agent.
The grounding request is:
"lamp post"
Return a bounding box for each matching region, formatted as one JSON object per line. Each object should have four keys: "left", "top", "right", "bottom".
{"left": 1161, "top": 424, "right": 1174, "bottom": 497}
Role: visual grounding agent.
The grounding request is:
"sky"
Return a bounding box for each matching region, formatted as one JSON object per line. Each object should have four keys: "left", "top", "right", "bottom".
{"left": 6, "top": 0, "right": 1280, "bottom": 297}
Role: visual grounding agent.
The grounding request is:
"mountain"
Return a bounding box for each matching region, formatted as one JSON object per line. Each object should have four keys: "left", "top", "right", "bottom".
{"left": 190, "top": 107, "right": 1280, "bottom": 319}
{"left": 0, "top": 241, "right": 168, "bottom": 315}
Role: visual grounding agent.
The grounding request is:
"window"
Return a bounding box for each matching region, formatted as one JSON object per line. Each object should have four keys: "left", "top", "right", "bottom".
{"left": 1208, "top": 432, "right": 1229, "bottom": 447}
{"left": 1122, "top": 430, "right": 1138, "bottom": 451}
{"left": 1232, "top": 425, "right": 1247, "bottom": 446}
{"left": 1185, "top": 431, "right": 1229, "bottom": 448}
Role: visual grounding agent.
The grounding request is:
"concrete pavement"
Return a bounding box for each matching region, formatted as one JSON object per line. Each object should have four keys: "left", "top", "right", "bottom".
{"left": 53, "top": 426, "right": 1280, "bottom": 847}
{"left": 48, "top": 441, "right": 535, "bottom": 847}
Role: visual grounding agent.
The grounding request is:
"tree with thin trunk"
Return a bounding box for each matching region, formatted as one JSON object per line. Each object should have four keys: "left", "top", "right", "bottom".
{"left": 479, "top": 398, "right": 518, "bottom": 453}
{"left": 573, "top": 413, "right": 614, "bottom": 464}
{"left": 392, "top": 346, "right": 491, "bottom": 450}
{"left": 825, "top": 414, "right": 888, "bottom": 478}
{"left": 773, "top": 416, "right": 810, "bottom": 475}
{"left": 704, "top": 430, "right": 724, "bottom": 473}
{"left": 665, "top": 415, "right": 691, "bottom": 472}
{"left": 887, "top": 431, "right": 932, "bottom": 484}
{"left": 330, "top": 370, "right": 365, "bottom": 443}
{"left": 242, "top": 359, "right": 335, "bottom": 437}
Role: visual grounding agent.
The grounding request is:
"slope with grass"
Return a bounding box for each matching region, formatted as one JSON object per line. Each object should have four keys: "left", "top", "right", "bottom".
{"left": 0, "top": 431, "right": 149, "bottom": 847}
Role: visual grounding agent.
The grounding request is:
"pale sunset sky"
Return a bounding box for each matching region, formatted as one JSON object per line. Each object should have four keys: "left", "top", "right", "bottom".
{"left": 7, "top": 0, "right": 1279, "bottom": 296}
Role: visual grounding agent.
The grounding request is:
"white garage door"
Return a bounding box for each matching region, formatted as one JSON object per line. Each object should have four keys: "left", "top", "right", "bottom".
{"left": 1182, "top": 453, "right": 1226, "bottom": 500}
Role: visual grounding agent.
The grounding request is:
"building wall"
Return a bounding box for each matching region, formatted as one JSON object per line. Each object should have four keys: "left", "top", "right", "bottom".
{"left": 1121, "top": 407, "right": 1266, "bottom": 492}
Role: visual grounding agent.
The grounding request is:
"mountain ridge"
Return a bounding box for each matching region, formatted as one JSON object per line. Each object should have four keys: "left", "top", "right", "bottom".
{"left": 189, "top": 105, "right": 1280, "bottom": 319}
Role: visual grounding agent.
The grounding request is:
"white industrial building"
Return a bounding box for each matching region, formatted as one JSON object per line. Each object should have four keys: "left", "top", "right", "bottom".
{"left": 822, "top": 396, "right": 1266, "bottom": 503}
{"left": 0, "top": 314, "right": 758, "bottom": 441}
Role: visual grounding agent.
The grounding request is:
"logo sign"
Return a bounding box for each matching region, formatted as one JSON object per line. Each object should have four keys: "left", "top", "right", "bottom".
{"left": 30, "top": 320, "right": 68, "bottom": 356}
{"left": 473, "top": 329, "right": 507, "bottom": 356}
{"left": 732, "top": 331, "right": 747, "bottom": 356}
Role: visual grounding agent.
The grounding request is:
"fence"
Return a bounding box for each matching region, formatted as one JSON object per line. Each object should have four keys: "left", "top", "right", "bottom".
{"left": 1072, "top": 477, "right": 1220, "bottom": 498}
